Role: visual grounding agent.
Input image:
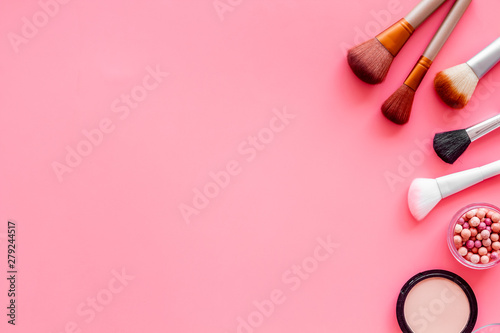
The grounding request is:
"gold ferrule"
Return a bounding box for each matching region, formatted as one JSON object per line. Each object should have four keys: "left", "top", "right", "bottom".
{"left": 404, "top": 56, "right": 432, "bottom": 91}
{"left": 375, "top": 18, "right": 415, "bottom": 57}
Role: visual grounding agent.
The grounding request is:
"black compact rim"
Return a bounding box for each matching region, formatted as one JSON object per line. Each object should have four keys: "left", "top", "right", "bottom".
{"left": 396, "top": 270, "right": 478, "bottom": 333}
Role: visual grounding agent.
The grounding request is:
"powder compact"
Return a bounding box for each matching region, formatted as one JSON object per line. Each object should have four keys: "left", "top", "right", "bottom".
{"left": 396, "top": 270, "right": 477, "bottom": 333}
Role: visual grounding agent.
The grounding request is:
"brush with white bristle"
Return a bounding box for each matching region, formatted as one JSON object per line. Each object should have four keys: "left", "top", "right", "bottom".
{"left": 382, "top": 0, "right": 472, "bottom": 125}
{"left": 408, "top": 160, "right": 500, "bottom": 220}
{"left": 435, "top": 37, "right": 500, "bottom": 109}
{"left": 347, "top": 0, "right": 447, "bottom": 84}
{"left": 434, "top": 113, "right": 500, "bottom": 164}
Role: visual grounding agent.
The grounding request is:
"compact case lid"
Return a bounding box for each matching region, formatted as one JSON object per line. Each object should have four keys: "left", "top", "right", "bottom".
{"left": 396, "top": 269, "right": 478, "bottom": 333}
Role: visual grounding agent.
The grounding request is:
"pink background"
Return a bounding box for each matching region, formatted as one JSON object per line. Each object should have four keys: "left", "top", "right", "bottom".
{"left": 1, "top": 0, "right": 500, "bottom": 332}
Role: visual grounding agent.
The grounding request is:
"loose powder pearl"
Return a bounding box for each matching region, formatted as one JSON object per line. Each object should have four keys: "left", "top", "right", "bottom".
{"left": 467, "top": 210, "right": 478, "bottom": 219}
{"left": 492, "top": 223, "right": 500, "bottom": 233}
{"left": 485, "top": 218, "right": 492, "bottom": 226}
{"left": 470, "top": 228, "right": 478, "bottom": 237}
{"left": 461, "top": 229, "right": 471, "bottom": 240}
{"left": 471, "top": 254, "right": 480, "bottom": 264}
{"left": 469, "top": 217, "right": 480, "bottom": 227}
{"left": 478, "top": 247, "right": 488, "bottom": 256}
{"left": 481, "top": 255, "right": 490, "bottom": 264}
{"left": 477, "top": 210, "right": 486, "bottom": 219}
{"left": 491, "top": 233, "right": 499, "bottom": 242}
{"left": 481, "top": 230, "right": 490, "bottom": 239}
{"left": 458, "top": 247, "right": 468, "bottom": 256}
{"left": 492, "top": 213, "right": 500, "bottom": 223}
{"left": 492, "top": 241, "right": 500, "bottom": 251}
{"left": 483, "top": 238, "right": 492, "bottom": 247}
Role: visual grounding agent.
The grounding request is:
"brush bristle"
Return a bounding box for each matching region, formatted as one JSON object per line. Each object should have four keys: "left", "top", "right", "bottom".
{"left": 433, "top": 129, "right": 471, "bottom": 164}
{"left": 408, "top": 178, "right": 443, "bottom": 221}
{"left": 434, "top": 63, "right": 479, "bottom": 109}
{"left": 347, "top": 39, "right": 394, "bottom": 84}
{"left": 381, "top": 84, "right": 415, "bottom": 125}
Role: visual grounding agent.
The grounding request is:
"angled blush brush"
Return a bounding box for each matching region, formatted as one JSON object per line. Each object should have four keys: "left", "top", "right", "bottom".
{"left": 435, "top": 37, "right": 500, "bottom": 108}
{"left": 382, "top": 0, "right": 472, "bottom": 125}
{"left": 434, "top": 113, "right": 500, "bottom": 164}
{"left": 347, "top": 0, "right": 448, "bottom": 84}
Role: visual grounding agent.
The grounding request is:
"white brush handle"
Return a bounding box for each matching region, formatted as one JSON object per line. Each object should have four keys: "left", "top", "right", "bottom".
{"left": 404, "top": 0, "right": 448, "bottom": 28}
{"left": 423, "top": 0, "right": 472, "bottom": 61}
{"left": 467, "top": 37, "right": 500, "bottom": 79}
{"left": 436, "top": 160, "right": 500, "bottom": 198}
{"left": 466, "top": 113, "right": 500, "bottom": 142}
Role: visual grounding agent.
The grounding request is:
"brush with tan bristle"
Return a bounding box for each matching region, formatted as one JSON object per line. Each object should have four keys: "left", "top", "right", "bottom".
{"left": 435, "top": 37, "right": 500, "bottom": 108}
{"left": 347, "top": 0, "right": 448, "bottom": 84}
{"left": 382, "top": 0, "right": 472, "bottom": 125}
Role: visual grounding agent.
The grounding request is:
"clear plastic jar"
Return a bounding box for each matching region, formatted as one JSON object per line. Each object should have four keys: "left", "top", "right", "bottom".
{"left": 448, "top": 203, "right": 500, "bottom": 270}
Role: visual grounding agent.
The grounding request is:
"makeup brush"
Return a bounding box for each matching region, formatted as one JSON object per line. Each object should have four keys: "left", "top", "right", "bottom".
{"left": 382, "top": 0, "right": 472, "bottom": 125}
{"left": 347, "top": 0, "right": 447, "bottom": 84}
{"left": 435, "top": 37, "right": 500, "bottom": 108}
{"left": 434, "top": 113, "right": 500, "bottom": 164}
{"left": 408, "top": 159, "right": 500, "bottom": 220}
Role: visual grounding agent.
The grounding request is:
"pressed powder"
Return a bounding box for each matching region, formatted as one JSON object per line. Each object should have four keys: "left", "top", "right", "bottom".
{"left": 397, "top": 270, "right": 477, "bottom": 333}
{"left": 404, "top": 277, "right": 469, "bottom": 332}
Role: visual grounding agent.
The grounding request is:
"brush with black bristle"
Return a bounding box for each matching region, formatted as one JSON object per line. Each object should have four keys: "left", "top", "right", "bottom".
{"left": 434, "top": 113, "right": 500, "bottom": 164}
{"left": 435, "top": 37, "right": 500, "bottom": 109}
{"left": 382, "top": 0, "right": 472, "bottom": 125}
{"left": 347, "top": 0, "right": 447, "bottom": 84}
